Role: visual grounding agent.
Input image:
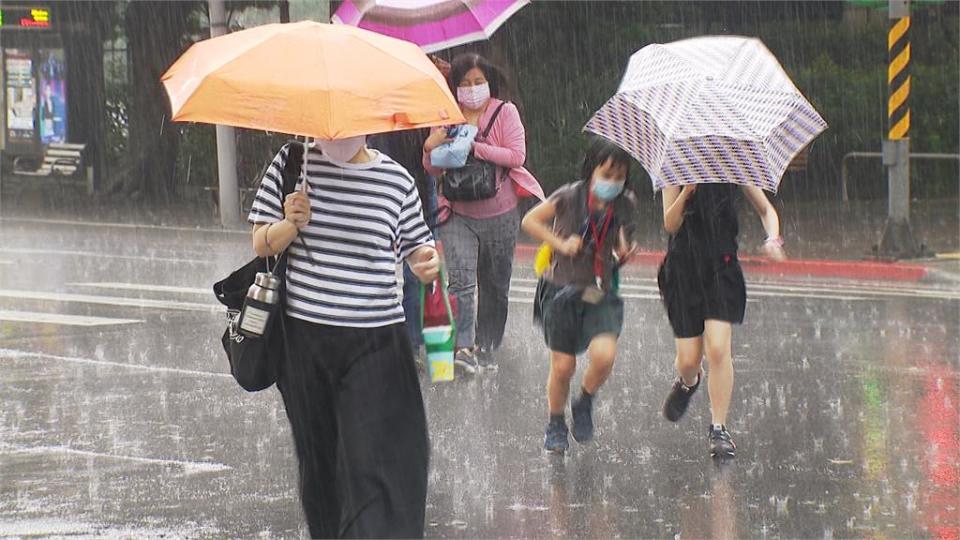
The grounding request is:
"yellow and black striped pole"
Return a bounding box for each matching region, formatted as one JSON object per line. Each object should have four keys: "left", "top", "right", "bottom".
{"left": 878, "top": 0, "right": 921, "bottom": 258}
{"left": 887, "top": 15, "right": 911, "bottom": 140}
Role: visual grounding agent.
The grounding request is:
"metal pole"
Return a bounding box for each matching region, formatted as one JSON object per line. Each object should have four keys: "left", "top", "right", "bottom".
{"left": 209, "top": 0, "right": 241, "bottom": 227}
{"left": 287, "top": 0, "right": 329, "bottom": 23}
{"left": 877, "top": 0, "right": 923, "bottom": 258}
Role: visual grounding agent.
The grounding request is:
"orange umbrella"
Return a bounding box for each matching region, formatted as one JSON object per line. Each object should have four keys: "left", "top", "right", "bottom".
{"left": 162, "top": 21, "right": 464, "bottom": 139}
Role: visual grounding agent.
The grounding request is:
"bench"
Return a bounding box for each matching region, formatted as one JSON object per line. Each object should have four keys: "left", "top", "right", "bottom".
{"left": 7, "top": 143, "right": 92, "bottom": 197}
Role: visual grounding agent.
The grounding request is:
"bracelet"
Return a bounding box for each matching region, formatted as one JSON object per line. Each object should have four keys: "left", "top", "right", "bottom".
{"left": 765, "top": 235, "right": 784, "bottom": 247}
{"left": 264, "top": 223, "right": 273, "bottom": 253}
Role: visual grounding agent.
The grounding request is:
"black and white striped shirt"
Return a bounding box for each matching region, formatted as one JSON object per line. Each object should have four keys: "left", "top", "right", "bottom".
{"left": 248, "top": 144, "right": 434, "bottom": 328}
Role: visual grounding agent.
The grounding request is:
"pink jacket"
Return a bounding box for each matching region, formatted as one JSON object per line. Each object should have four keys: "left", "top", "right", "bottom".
{"left": 423, "top": 98, "right": 544, "bottom": 220}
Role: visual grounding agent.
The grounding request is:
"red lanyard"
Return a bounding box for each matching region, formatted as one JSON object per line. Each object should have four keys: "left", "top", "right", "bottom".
{"left": 587, "top": 191, "right": 614, "bottom": 282}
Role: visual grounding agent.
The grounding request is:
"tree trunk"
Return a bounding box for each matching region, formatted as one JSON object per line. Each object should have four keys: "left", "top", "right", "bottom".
{"left": 125, "top": 1, "right": 195, "bottom": 202}
{"left": 61, "top": 1, "right": 110, "bottom": 191}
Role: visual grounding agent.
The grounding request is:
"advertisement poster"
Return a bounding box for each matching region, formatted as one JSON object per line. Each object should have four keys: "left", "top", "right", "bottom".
{"left": 38, "top": 49, "right": 66, "bottom": 144}
{"left": 4, "top": 48, "right": 35, "bottom": 143}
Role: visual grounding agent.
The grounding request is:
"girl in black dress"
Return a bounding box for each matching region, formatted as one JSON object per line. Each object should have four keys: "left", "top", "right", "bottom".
{"left": 657, "top": 182, "right": 786, "bottom": 458}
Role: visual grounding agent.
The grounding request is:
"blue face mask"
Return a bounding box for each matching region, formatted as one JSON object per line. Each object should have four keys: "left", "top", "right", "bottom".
{"left": 592, "top": 178, "right": 625, "bottom": 201}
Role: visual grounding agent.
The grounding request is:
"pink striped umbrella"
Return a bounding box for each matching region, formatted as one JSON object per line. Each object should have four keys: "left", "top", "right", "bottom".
{"left": 332, "top": 0, "right": 529, "bottom": 53}
{"left": 585, "top": 36, "right": 828, "bottom": 193}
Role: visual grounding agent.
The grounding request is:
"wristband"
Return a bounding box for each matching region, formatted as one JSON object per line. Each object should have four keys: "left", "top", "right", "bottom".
{"left": 263, "top": 223, "right": 273, "bottom": 253}
{"left": 765, "top": 235, "right": 784, "bottom": 247}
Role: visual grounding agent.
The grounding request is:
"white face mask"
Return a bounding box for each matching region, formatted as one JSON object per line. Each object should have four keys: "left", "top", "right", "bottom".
{"left": 457, "top": 83, "right": 491, "bottom": 110}
{"left": 318, "top": 135, "right": 366, "bottom": 163}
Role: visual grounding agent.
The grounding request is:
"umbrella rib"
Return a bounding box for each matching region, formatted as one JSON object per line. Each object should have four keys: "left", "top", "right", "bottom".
{"left": 162, "top": 25, "right": 282, "bottom": 84}
{"left": 624, "top": 46, "right": 701, "bottom": 93}
{"left": 713, "top": 86, "right": 778, "bottom": 184}
{"left": 319, "top": 32, "right": 334, "bottom": 139}
{"left": 710, "top": 84, "right": 766, "bottom": 140}
{"left": 467, "top": 0, "right": 528, "bottom": 40}
{"left": 656, "top": 42, "right": 715, "bottom": 79}
{"left": 421, "top": 30, "right": 495, "bottom": 54}
{"left": 350, "top": 34, "right": 439, "bottom": 81}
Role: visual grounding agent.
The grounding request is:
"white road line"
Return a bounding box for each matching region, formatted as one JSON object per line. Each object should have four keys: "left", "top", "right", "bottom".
{"left": 509, "top": 284, "right": 867, "bottom": 302}
{"left": 0, "top": 348, "right": 233, "bottom": 379}
{"left": 0, "top": 289, "right": 221, "bottom": 312}
{"left": 509, "top": 285, "right": 663, "bottom": 301}
{"left": 0, "top": 310, "right": 142, "bottom": 327}
{"left": 0, "top": 443, "right": 231, "bottom": 474}
{"left": 511, "top": 278, "right": 958, "bottom": 301}
{"left": 744, "top": 281, "right": 960, "bottom": 300}
{"left": 744, "top": 291, "right": 870, "bottom": 301}
{"left": 0, "top": 247, "right": 213, "bottom": 265}
{"left": 67, "top": 282, "right": 211, "bottom": 295}
{"left": 0, "top": 216, "right": 247, "bottom": 235}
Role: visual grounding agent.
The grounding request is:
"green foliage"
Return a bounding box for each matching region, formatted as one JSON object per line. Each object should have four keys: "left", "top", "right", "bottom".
{"left": 490, "top": 2, "right": 958, "bottom": 199}
{"left": 128, "top": 0, "right": 956, "bottom": 201}
{"left": 104, "top": 58, "right": 129, "bottom": 173}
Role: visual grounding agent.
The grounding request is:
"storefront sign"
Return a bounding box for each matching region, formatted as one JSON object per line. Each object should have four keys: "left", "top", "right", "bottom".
{"left": 0, "top": 7, "right": 52, "bottom": 30}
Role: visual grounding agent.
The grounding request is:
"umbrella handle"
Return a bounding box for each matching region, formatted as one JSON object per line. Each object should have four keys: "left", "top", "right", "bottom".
{"left": 299, "top": 137, "right": 310, "bottom": 193}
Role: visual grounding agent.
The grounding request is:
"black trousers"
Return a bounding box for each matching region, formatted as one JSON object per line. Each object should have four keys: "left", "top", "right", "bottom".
{"left": 278, "top": 317, "right": 429, "bottom": 539}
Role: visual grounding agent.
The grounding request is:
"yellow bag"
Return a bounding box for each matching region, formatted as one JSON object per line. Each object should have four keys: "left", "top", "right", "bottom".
{"left": 534, "top": 242, "right": 552, "bottom": 277}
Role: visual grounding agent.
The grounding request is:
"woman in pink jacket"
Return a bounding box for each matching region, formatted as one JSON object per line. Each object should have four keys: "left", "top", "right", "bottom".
{"left": 423, "top": 53, "right": 542, "bottom": 374}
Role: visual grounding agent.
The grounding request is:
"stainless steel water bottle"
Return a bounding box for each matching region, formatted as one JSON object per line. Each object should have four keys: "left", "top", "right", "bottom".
{"left": 238, "top": 272, "right": 281, "bottom": 337}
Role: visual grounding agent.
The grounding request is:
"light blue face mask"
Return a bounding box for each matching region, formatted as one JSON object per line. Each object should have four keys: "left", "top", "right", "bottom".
{"left": 592, "top": 178, "right": 625, "bottom": 201}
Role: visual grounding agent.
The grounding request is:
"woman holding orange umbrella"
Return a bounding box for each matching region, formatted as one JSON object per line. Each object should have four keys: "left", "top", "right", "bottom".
{"left": 249, "top": 136, "right": 439, "bottom": 538}
{"left": 164, "top": 22, "right": 463, "bottom": 537}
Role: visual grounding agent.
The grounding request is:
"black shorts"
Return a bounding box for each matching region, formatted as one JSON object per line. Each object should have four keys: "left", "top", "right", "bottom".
{"left": 536, "top": 279, "right": 624, "bottom": 356}
{"left": 657, "top": 251, "right": 746, "bottom": 338}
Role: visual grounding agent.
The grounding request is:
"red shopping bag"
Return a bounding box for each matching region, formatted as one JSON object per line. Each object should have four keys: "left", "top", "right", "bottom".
{"left": 421, "top": 241, "right": 457, "bottom": 328}
{"left": 422, "top": 280, "right": 457, "bottom": 328}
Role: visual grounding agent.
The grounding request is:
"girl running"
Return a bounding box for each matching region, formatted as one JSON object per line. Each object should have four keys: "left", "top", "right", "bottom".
{"left": 522, "top": 139, "right": 639, "bottom": 454}
{"left": 657, "top": 182, "right": 786, "bottom": 458}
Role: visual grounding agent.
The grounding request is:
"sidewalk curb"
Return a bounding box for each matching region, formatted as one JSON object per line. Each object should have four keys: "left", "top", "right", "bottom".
{"left": 513, "top": 244, "right": 930, "bottom": 282}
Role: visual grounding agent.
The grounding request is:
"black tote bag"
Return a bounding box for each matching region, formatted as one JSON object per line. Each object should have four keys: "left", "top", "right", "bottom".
{"left": 213, "top": 142, "right": 303, "bottom": 392}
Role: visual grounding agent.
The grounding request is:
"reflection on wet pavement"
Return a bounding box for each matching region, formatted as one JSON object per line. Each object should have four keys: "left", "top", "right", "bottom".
{"left": 0, "top": 221, "right": 957, "bottom": 538}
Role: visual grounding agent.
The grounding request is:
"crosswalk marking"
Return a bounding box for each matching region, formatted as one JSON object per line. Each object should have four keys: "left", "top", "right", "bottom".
{"left": 0, "top": 443, "right": 231, "bottom": 474}
{"left": 511, "top": 277, "right": 959, "bottom": 301}
{"left": 0, "top": 348, "right": 232, "bottom": 379}
{"left": 0, "top": 289, "right": 220, "bottom": 312}
{"left": 0, "top": 310, "right": 142, "bottom": 327}
{"left": 67, "top": 282, "right": 210, "bottom": 295}
{"left": 0, "top": 247, "right": 213, "bottom": 265}
{"left": 0, "top": 272, "right": 949, "bottom": 332}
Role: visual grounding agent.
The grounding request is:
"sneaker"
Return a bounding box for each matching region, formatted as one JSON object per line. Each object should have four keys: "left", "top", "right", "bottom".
{"left": 476, "top": 347, "right": 498, "bottom": 371}
{"left": 709, "top": 425, "right": 737, "bottom": 458}
{"left": 570, "top": 392, "right": 594, "bottom": 443}
{"left": 543, "top": 418, "right": 569, "bottom": 454}
{"left": 454, "top": 348, "right": 479, "bottom": 375}
{"left": 662, "top": 371, "right": 702, "bottom": 422}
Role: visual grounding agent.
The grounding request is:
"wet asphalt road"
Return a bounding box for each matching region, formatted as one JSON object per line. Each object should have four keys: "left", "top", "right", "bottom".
{"left": 0, "top": 218, "right": 957, "bottom": 539}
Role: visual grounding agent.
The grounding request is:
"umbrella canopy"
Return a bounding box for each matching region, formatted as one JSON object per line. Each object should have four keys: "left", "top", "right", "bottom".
{"left": 332, "top": 0, "right": 529, "bottom": 53}
{"left": 584, "top": 36, "right": 827, "bottom": 193}
{"left": 162, "top": 21, "right": 465, "bottom": 139}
